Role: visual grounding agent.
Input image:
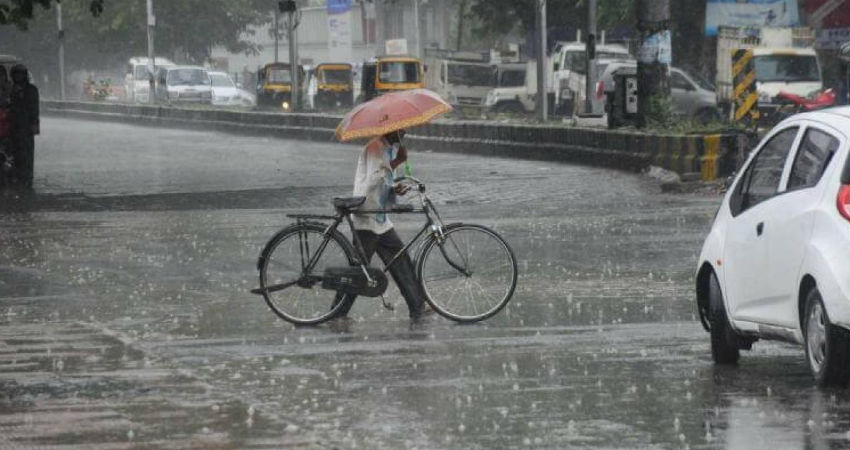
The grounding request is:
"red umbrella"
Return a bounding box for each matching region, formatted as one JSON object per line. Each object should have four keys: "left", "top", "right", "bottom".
{"left": 335, "top": 89, "right": 452, "bottom": 142}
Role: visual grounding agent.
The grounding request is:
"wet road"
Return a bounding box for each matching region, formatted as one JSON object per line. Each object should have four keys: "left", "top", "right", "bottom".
{"left": 1, "top": 117, "right": 848, "bottom": 449}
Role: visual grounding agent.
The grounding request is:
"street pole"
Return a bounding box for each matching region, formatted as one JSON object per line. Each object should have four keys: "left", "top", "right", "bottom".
{"left": 286, "top": 7, "right": 300, "bottom": 111}
{"left": 584, "top": 0, "right": 597, "bottom": 114}
{"left": 636, "top": 0, "right": 671, "bottom": 127}
{"left": 274, "top": 10, "right": 279, "bottom": 63}
{"left": 146, "top": 0, "right": 156, "bottom": 105}
{"left": 413, "top": 0, "right": 421, "bottom": 58}
{"left": 535, "top": 0, "right": 548, "bottom": 121}
{"left": 376, "top": 0, "right": 385, "bottom": 54}
{"left": 57, "top": 0, "right": 65, "bottom": 101}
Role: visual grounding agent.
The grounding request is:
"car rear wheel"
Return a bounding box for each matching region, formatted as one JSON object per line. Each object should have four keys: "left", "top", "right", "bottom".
{"left": 708, "top": 273, "right": 740, "bottom": 364}
{"left": 803, "top": 288, "right": 850, "bottom": 387}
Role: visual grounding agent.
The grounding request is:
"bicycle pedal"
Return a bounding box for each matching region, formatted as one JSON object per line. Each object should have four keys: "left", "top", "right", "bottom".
{"left": 380, "top": 295, "right": 395, "bottom": 312}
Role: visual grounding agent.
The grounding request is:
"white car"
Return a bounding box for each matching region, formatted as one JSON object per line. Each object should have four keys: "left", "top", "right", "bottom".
{"left": 696, "top": 106, "right": 850, "bottom": 386}
{"left": 209, "top": 71, "right": 254, "bottom": 107}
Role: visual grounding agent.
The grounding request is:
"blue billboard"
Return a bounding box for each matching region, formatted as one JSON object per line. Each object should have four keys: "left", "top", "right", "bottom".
{"left": 327, "top": 0, "right": 352, "bottom": 15}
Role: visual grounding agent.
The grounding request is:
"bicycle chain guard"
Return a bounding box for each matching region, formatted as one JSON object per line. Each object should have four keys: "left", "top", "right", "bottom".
{"left": 321, "top": 266, "right": 388, "bottom": 297}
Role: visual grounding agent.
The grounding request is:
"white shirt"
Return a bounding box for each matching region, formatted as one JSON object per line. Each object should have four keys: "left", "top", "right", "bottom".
{"left": 351, "top": 136, "right": 398, "bottom": 234}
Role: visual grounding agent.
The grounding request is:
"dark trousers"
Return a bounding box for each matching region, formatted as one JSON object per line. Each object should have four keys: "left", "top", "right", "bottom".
{"left": 10, "top": 132, "right": 33, "bottom": 188}
{"left": 335, "top": 228, "right": 426, "bottom": 318}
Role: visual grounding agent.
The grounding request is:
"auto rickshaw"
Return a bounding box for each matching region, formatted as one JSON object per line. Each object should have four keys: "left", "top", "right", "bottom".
{"left": 256, "top": 62, "right": 304, "bottom": 111}
{"left": 359, "top": 56, "right": 424, "bottom": 102}
{"left": 313, "top": 63, "right": 354, "bottom": 109}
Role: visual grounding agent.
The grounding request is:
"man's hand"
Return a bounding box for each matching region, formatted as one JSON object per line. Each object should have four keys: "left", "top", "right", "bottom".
{"left": 393, "top": 182, "right": 411, "bottom": 196}
{"left": 390, "top": 145, "right": 407, "bottom": 170}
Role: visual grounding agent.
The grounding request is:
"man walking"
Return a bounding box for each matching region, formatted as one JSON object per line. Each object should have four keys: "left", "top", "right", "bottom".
{"left": 333, "top": 129, "right": 430, "bottom": 320}
{"left": 9, "top": 64, "right": 39, "bottom": 189}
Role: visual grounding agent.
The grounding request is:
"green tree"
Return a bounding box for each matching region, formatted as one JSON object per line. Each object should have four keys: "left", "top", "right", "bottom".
{"left": 469, "top": 0, "right": 634, "bottom": 39}
{"left": 0, "top": 0, "right": 272, "bottom": 94}
{"left": 0, "top": 0, "right": 104, "bottom": 28}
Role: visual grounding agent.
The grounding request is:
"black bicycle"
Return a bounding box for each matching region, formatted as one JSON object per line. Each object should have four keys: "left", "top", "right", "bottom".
{"left": 251, "top": 177, "right": 518, "bottom": 325}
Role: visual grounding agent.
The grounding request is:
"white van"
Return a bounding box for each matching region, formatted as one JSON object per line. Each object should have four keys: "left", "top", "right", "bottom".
{"left": 125, "top": 56, "right": 175, "bottom": 103}
{"left": 155, "top": 66, "right": 212, "bottom": 104}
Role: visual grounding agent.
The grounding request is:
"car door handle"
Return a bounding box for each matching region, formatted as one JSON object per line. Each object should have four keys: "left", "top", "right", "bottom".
{"left": 756, "top": 222, "right": 764, "bottom": 236}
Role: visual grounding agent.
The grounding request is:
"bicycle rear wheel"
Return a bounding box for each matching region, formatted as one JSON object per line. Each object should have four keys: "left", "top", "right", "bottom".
{"left": 417, "top": 224, "right": 517, "bottom": 323}
{"left": 258, "top": 222, "right": 355, "bottom": 325}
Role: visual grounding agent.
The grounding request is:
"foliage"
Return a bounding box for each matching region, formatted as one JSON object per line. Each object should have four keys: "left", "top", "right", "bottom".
{"left": 0, "top": 0, "right": 272, "bottom": 78}
{"left": 645, "top": 94, "right": 672, "bottom": 128}
{"left": 0, "top": 0, "right": 104, "bottom": 29}
{"left": 468, "top": 0, "right": 635, "bottom": 39}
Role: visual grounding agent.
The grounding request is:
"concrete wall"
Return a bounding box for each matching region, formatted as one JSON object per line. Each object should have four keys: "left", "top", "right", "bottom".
{"left": 41, "top": 100, "right": 743, "bottom": 181}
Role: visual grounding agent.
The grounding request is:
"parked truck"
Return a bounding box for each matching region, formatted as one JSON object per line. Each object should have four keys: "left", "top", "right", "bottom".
{"left": 715, "top": 26, "right": 823, "bottom": 122}
{"left": 424, "top": 51, "right": 496, "bottom": 116}
{"left": 551, "top": 40, "right": 632, "bottom": 116}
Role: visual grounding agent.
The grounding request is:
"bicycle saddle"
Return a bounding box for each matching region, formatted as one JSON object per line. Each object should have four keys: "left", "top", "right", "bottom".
{"left": 333, "top": 196, "right": 366, "bottom": 210}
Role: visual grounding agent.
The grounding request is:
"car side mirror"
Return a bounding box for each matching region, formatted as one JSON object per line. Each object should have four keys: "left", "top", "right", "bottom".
{"left": 724, "top": 174, "right": 735, "bottom": 191}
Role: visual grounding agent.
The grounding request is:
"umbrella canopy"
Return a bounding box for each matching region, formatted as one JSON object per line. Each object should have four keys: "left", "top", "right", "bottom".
{"left": 335, "top": 89, "right": 452, "bottom": 142}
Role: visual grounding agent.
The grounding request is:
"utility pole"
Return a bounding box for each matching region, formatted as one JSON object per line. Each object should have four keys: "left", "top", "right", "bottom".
{"left": 376, "top": 0, "right": 385, "bottom": 54}
{"left": 636, "top": 0, "right": 671, "bottom": 127}
{"left": 535, "top": 0, "right": 548, "bottom": 121}
{"left": 57, "top": 0, "right": 65, "bottom": 101}
{"left": 280, "top": 0, "right": 300, "bottom": 111}
{"left": 584, "top": 0, "right": 597, "bottom": 114}
{"left": 274, "top": 9, "right": 279, "bottom": 63}
{"left": 413, "top": 0, "right": 421, "bottom": 58}
{"left": 146, "top": 0, "right": 156, "bottom": 105}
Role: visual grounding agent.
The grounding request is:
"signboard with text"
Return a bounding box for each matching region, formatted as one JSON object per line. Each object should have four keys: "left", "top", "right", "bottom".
{"left": 327, "top": 0, "right": 352, "bottom": 62}
{"left": 705, "top": 0, "right": 800, "bottom": 36}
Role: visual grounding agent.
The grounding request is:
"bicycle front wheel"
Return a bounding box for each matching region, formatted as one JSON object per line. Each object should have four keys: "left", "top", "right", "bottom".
{"left": 417, "top": 224, "right": 517, "bottom": 323}
{"left": 258, "top": 222, "right": 355, "bottom": 325}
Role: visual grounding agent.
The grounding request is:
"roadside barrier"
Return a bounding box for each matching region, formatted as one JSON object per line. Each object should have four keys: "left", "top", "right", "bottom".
{"left": 42, "top": 100, "right": 744, "bottom": 180}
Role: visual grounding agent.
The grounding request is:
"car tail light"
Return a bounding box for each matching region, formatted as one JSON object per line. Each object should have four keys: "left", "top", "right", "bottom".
{"left": 837, "top": 185, "right": 850, "bottom": 222}
{"left": 596, "top": 81, "right": 605, "bottom": 99}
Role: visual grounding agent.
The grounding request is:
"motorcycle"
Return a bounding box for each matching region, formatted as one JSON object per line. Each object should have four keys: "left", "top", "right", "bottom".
{"left": 773, "top": 88, "right": 836, "bottom": 122}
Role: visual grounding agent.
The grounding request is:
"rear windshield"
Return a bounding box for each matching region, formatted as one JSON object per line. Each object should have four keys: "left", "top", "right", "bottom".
{"left": 210, "top": 73, "right": 234, "bottom": 87}
{"left": 167, "top": 69, "right": 210, "bottom": 86}
{"left": 379, "top": 62, "right": 420, "bottom": 84}
{"left": 268, "top": 68, "right": 291, "bottom": 84}
{"left": 321, "top": 69, "right": 351, "bottom": 84}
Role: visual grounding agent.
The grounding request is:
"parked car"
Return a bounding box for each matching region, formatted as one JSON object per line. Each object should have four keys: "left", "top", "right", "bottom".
{"left": 209, "top": 71, "right": 253, "bottom": 107}
{"left": 599, "top": 61, "right": 721, "bottom": 125}
{"left": 695, "top": 106, "right": 850, "bottom": 386}
{"left": 125, "top": 56, "right": 175, "bottom": 103}
{"left": 155, "top": 66, "right": 212, "bottom": 105}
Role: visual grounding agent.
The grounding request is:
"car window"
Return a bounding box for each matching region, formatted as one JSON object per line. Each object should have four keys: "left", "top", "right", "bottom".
{"left": 733, "top": 127, "right": 799, "bottom": 214}
{"left": 671, "top": 72, "right": 692, "bottom": 91}
{"left": 787, "top": 127, "right": 839, "bottom": 190}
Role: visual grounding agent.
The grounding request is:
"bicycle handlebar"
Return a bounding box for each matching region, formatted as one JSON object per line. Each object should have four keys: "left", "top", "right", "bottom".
{"left": 393, "top": 176, "right": 426, "bottom": 193}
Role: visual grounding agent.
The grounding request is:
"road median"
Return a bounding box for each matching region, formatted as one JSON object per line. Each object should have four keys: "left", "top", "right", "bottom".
{"left": 42, "top": 100, "right": 744, "bottom": 180}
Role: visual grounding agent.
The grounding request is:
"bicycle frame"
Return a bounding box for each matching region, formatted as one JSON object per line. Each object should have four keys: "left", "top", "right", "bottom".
{"left": 286, "top": 179, "right": 469, "bottom": 288}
